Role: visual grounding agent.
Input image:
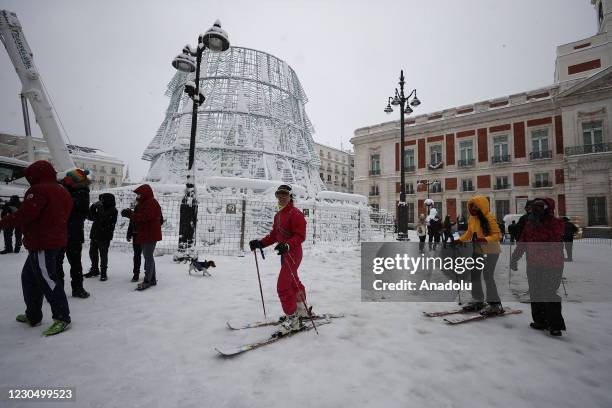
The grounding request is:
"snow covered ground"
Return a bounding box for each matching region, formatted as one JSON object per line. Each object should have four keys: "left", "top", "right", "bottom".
{"left": 1, "top": 240, "right": 611, "bottom": 408}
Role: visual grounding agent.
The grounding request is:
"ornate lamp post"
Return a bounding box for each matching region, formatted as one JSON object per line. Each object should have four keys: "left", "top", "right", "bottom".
{"left": 385, "top": 70, "right": 421, "bottom": 241}
{"left": 172, "top": 20, "right": 230, "bottom": 257}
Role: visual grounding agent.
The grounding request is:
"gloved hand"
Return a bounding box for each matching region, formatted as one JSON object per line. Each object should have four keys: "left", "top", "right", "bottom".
{"left": 121, "top": 208, "right": 133, "bottom": 218}
{"left": 274, "top": 242, "right": 289, "bottom": 255}
{"left": 126, "top": 235, "right": 132, "bottom": 243}
{"left": 249, "top": 239, "right": 261, "bottom": 251}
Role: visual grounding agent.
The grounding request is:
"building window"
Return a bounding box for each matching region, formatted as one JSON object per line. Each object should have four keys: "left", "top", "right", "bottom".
{"left": 429, "top": 145, "right": 442, "bottom": 166}
{"left": 432, "top": 201, "right": 443, "bottom": 217}
{"left": 335, "top": 155, "right": 339, "bottom": 162}
{"left": 461, "top": 178, "right": 474, "bottom": 192}
{"left": 492, "top": 135, "right": 510, "bottom": 162}
{"left": 369, "top": 185, "right": 379, "bottom": 196}
{"left": 370, "top": 203, "right": 380, "bottom": 212}
{"left": 495, "top": 200, "right": 510, "bottom": 222}
{"left": 533, "top": 173, "right": 550, "bottom": 188}
{"left": 405, "top": 183, "right": 415, "bottom": 195}
{"left": 530, "top": 129, "right": 551, "bottom": 159}
{"left": 327, "top": 152, "right": 331, "bottom": 159}
{"left": 404, "top": 149, "right": 416, "bottom": 171}
{"left": 327, "top": 174, "right": 331, "bottom": 182}
{"left": 320, "top": 150, "right": 324, "bottom": 157}
{"left": 460, "top": 201, "right": 469, "bottom": 219}
{"left": 407, "top": 203, "right": 415, "bottom": 224}
{"left": 495, "top": 176, "right": 509, "bottom": 190}
{"left": 111, "top": 167, "right": 117, "bottom": 175}
{"left": 582, "top": 120, "right": 603, "bottom": 152}
{"left": 320, "top": 173, "right": 324, "bottom": 180}
{"left": 370, "top": 154, "right": 381, "bottom": 175}
{"left": 587, "top": 196, "right": 607, "bottom": 226}
{"left": 458, "top": 140, "right": 474, "bottom": 166}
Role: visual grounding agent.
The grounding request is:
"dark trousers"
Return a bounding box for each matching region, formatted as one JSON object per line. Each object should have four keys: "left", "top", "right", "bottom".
{"left": 564, "top": 241, "right": 574, "bottom": 261}
{"left": 132, "top": 242, "right": 142, "bottom": 274}
{"left": 3, "top": 227, "right": 22, "bottom": 251}
{"left": 418, "top": 236, "right": 426, "bottom": 251}
{"left": 442, "top": 231, "right": 454, "bottom": 247}
{"left": 56, "top": 242, "right": 84, "bottom": 291}
{"left": 142, "top": 242, "right": 156, "bottom": 283}
{"left": 470, "top": 253, "right": 501, "bottom": 303}
{"left": 89, "top": 239, "right": 110, "bottom": 273}
{"left": 22, "top": 249, "right": 71, "bottom": 324}
{"left": 526, "top": 266, "right": 566, "bottom": 330}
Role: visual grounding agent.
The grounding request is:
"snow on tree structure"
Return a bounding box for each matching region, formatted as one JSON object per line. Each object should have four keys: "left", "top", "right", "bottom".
{"left": 143, "top": 46, "right": 324, "bottom": 197}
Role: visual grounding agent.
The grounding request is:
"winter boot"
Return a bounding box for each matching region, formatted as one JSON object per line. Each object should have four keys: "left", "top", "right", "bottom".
{"left": 480, "top": 303, "right": 505, "bottom": 316}
{"left": 530, "top": 322, "right": 547, "bottom": 331}
{"left": 0, "top": 247, "right": 12, "bottom": 255}
{"left": 131, "top": 273, "right": 139, "bottom": 282}
{"left": 461, "top": 301, "right": 485, "bottom": 312}
{"left": 42, "top": 320, "right": 70, "bottom": 336}
{"left": 100, "top": 271, "right": 108, "bottom": 282}
{"left": 549, "top": 329, "right": 563, "bottom": 337}
{"left": 275, "top": 313, "right": 305, "bottom": 336}
{"left": 16, "top": 314, "right": 41, "bottom": 327}
{"left": 14, "top": 247, "right": 20, "bottom": 254}
{"left": 84, "top": 269, "right": 100, "bottom": 278}
{"left": 136, "top": 281, "right": 152, "bottom": 291}
{"left": 72, "top": 288, "right": 90, "bottom": 299}
{"left": 295, "top": 302, "right": 312, "bottom": 318}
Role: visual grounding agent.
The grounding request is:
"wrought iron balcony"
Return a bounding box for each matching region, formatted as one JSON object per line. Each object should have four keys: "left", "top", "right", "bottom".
{"left": 457, "top": 158, "right": 475, "bottom": 167}
{"left": 491, "top": 155, "right": 511, "bottom": 164}
{"left": 369, "top": 169, "right": 381, "bottom": 176}
{"left": 529, "top": 150, "right": 552, "bottom": 160}
{"left": 403, "top": 165, "right": 416, "bottom": 172}
{"left": 428, "top": 161, "right": 444, "bottom": 170}
{"left": 369, "top": 190, "right": 380, "bottom": 196}
{"left": 461, "top": 185, "right": 475, "bottom": 192}
{"left": 532, "top": 181, "right": 553, "bottom": 188}
{"left": 429, "top": 185, "right": 443, "bottom": 193}
{"left": 565, "top": 143, "right": 612, "bottom": 156}
{"left": 494, "top": 183, "right": 510, "bottom": 190}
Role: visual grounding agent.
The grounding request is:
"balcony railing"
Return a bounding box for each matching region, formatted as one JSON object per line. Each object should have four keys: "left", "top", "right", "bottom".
{"left": 369, "top": 169, "right": 381, "bottom": 176}
{"left": 532, "top": 181, "right": 553, "bottom": 188}
{"left": 565, "top": 143, "right": 612, "bottom": 156}
{"left": 529, "top": 150, "right": 552, "bottom": 160}
{"left": 457, "top": 158, "right": 475, "bottom": 167}
{"left": 494, "top": 183, "right": 510, "bottom": 190}
{"left": 461, "top": 185, "right": 475, "bottom": 192}
{"left": 428, "top": 161, "right": 444, "bottom": 170}
{"left": 403, "top": 165, "right": 416, "bottom": 172}
{"left": 369, "top": 190, "right": 380, "bottom": 196}
{"left": 429, "top": 186, "right": 443, "bottom": 193}
{"left": 491, "top": 155, "right": 511, "bottom": 164}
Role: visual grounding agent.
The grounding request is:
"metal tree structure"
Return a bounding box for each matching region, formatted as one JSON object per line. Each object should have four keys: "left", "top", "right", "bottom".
{"left": 143, "top": 46, "right": 324, "bottom": 196}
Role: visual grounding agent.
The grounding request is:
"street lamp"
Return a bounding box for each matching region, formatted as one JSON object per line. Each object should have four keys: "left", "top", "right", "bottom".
{"left": 172, "top": 20, "right": 230, "bottom": 257}
{"left": 385, "top": 70, "right": 421, "bottom": 241}
{"left": 417, "top": 179, "right": 440, "bottom": 200}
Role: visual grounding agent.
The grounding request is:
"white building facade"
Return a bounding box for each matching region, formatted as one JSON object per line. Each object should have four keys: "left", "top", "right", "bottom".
{"left": 351, "top": 0, "right": 612, "bottom": 232}
{"left": 0, "top": 133, "right": 125, "bottom": 190}
{"left": 314, "top": 142, "right": 354, "bottom": 193}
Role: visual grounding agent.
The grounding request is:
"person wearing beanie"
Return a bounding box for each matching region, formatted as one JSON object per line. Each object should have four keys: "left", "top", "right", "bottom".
{"left": 249, "top": 184, "right": 309, "bottom": 335}
{"left": 0, "top": 160, "right": 72, "bottom": 336}
{"left": 56, "top": 168, "right": 91, "bottom": 299}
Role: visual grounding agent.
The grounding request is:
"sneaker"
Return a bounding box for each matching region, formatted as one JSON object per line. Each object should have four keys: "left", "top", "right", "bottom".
{"left": 480, "top": 303, "right": 505, "bottom": 316}
{"left": 42, "top": 319, "right": 70, "bottom": 336}
{"left": 72, "top": 288, "right": 90, "bottom": 299}
{"left": 136, "top": 281, "right": 151, "bottom": 291}
{"left": 84, "top": 270, "right": 100, "bottom": 278}
{"left": 100, "top": 273, "right": 108, "bottom": 282}
{"left": 461, "top": 302, "right": 485, "bottom": 312}
{"left": 16, "top": 314, "right": 41, "bottom": 327}
{"left": 275, "top": 313, "right": 305, "bottom": 336}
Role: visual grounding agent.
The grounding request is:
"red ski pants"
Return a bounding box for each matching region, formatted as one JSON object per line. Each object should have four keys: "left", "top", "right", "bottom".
{"left": 277, "top": 252, "right": 306, "bottom": 315}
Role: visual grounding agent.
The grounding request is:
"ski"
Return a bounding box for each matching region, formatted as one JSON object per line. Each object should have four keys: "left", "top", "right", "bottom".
{"left": 226, "top": 313, "right": 344, "bottom": 330}
{"left": 215, "top": 319, "right": 332, "bottom": 357}
{"left": 423, "top": 308, "right": 470, "bottom": 318}
{"left": 443, "top": 308, "right": 522, "bottom": 325}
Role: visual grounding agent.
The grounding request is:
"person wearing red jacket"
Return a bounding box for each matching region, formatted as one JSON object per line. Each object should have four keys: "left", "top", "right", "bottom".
{"left": 0, "top": 160, "right": 72, "bottom": 336}
{"left": 510, "top": 197, "right": 566, "bottom": 336}
{"left": 249, "top": 184, "right": 308, "bottom": 334}
{"left": 121, "top": 184, "right": 162, "bottom": 290}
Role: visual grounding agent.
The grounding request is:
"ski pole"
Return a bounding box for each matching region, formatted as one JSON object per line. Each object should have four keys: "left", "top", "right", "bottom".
{"left": 285, "top": 253, "right": 318, "bottom": 335}
{"left": 253, "top": 249, "right": 267, "bottom": 319}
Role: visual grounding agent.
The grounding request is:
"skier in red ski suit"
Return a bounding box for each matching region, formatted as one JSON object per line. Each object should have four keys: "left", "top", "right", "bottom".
{"left": 249, "top": 184, "right": 307, "bottom": 333}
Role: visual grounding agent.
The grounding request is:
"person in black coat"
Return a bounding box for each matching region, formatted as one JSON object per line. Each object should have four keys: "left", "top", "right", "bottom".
{"left": 562, "top": 217, "right": 578, "bottom": 262}
{"left": 1, "top": 195, "right": 22, "bottom": 254}
{"left": 56, "top": 169, "right": 91, "bottom": 298}
{"left": 85, "top": 193, "right": 118, "bottom": 281}
{"left": 508, "top": 220, "right": 518, "bottom": 243}
{"left": 428, "top": 215, "right": 442, "bottom": 250}
{"left": 442, "top": 215, "right": 455, "bottom": 248}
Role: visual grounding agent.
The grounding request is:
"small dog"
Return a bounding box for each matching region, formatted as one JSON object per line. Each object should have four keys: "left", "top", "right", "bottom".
{"left": 188, "top": 258, "right": 216, "bottom": 276}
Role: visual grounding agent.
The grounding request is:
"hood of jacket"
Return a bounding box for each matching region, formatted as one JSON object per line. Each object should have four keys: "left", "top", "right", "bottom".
{"left": 467, "top": 195, "right": 491, "bottom": 215}
{"left": 23, "top": 160, "right": 57, "bottom": 186}
{"left": 99, "top": 193, "right": 116, "bottom": 208}
{"left": 134, "top": 184, "right": 154, "bottom": 202}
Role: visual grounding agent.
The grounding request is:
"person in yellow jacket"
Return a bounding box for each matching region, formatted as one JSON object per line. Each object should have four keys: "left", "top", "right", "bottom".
{"left": 456, "top": 195, "right": 504, "bottom": 315}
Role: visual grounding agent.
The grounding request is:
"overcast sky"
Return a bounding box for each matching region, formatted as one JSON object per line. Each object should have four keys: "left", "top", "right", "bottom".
{"left": 0, "top": 0, "right": 596, "bottom": 181}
